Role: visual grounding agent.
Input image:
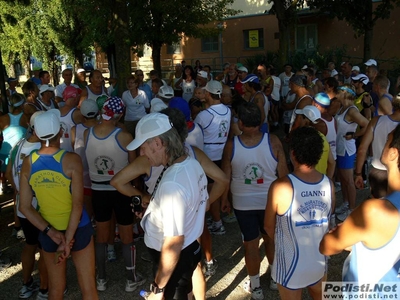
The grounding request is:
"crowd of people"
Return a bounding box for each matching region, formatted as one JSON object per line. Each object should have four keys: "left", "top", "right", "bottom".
{"left": 0, "top": 57, "right": 400, "bottom": 300}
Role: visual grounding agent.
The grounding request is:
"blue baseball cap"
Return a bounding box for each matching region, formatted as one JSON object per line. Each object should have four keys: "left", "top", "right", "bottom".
{"left": 314, "top": 93, "right": 331, "bottom": 108}
{"left": 241, "top": 74, "right": 259, "bottom": 84}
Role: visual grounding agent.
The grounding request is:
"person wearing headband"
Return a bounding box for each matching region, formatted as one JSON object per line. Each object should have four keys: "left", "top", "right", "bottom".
{"left": 334, "top": 84, "right": 369, "bottom": 222}
{"left": 18, "top": 109, "right": 97, "bottom": 299}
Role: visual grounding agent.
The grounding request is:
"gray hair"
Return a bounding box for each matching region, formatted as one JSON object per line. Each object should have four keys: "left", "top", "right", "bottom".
{"left": 158, "top": 127, "right": 186, "bottom": 165}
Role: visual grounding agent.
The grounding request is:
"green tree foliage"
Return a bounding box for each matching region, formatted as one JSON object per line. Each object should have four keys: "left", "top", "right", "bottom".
{"left": 307, "top": 0, "right": 400, "bottom": 61}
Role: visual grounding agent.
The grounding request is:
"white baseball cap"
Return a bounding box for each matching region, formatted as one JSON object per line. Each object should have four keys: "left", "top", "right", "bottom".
{"left": 39, "top": 84, "right": 55, "bottom": 95}
{"left": 158, "top": 85, "right": 174, "bottom": 99}
{"left": 237, "top": 66, "right": 248, "bottom": 73}
{"left": 295, "top": 105, "right": 321, "bottom": 124}
{"left": 331, "top": 69, "right": 338, "bottom": 76}
{"left": 80, "top": 99, "right": 99, "bottom": 117}
{"left": 34, "top": 109, "right": 61, "bottom": 141}
{"left": 197, "top": 70, "right": 208, "bottom": 79}
{"left": 76, "top": 68, "right": 86, "bottom": 73}
{"left": 352, "top": 66, "right": 360, "bottom": 72}
{"left": 364, "top": 59, "right": 377, "bottom": 66}
{"left": 127, "top": 113, "right": 173, "bottom": 150}
{"left": 351, "top": 73, "right": 369, "bottom": 85}
{"left": 204, "top": 80, "right": 222, "bottom": 95}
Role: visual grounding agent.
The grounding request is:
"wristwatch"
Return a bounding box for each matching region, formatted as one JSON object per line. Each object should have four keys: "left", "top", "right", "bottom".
{"left": 150, "top": 281, "right": 165, "bottom": 294}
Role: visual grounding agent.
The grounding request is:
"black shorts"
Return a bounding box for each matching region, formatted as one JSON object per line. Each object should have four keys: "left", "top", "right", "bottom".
{"left": 369, "top": 167, "right": 388, "bottom": 198}
{"left": 39, "top": 222, "right": 93, "bottom": 253}
{"left": 207, "top": 160, "right": 222, "bottom": 184}
{"left": 92, "top": 190, "right": 134, "bottom": 225}
{"left": 148, "top": 240, "right": 201, "bottom": 299}
{"left": 271, "top": 99, "right": 280, "bottom": 107}
{"left": 19, "top": 217, "right": 40, "bottom": 246}
{"left": 234, "top": 209, "right": 267, "bottom": 242}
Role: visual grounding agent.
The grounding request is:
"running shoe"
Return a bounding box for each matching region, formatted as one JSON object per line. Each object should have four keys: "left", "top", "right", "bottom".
{"left": 222, "top": 212, "right": 237, "bottom": 223}
{"left": 107, "top": 249, "right": 117, "bottom": 262}
{"left": 96, "top": 277, "right": 108, "bottom": 292}
{"left": 203, "top": 259, "right": 218, "bottom": 277}
{"left": 243, "top": 280, "right": 265, "bottom": 299}
{"left": 208, "top": 222, "right": 226, "bottom": 235}
{"left": 269, "top": 278, "right": 278, "bottom": 291}
{"left": 36, "top": 291, "right": 48, "bottom": 300}
{"left": 19, "top": 280, "right": 39, "bottom": 299}
{"left": 125, "top": 274, "right": 145, "bottom": 292}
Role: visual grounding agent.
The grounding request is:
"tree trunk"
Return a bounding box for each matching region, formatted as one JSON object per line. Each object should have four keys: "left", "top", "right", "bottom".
{"left": 113, "top": 0, "right": 132, "bottom": 97}
{"left": 152, "top": 41, "right": 162, "bottom": 79}
{"left": 278, "top": 20, "right": 292, "bottom": 68}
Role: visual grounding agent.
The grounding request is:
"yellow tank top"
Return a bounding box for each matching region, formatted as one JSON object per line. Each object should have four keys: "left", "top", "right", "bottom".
{"left": 315, "top": 132, "right": 329, "bottom": 175}
{"left": 29, "top": 150, "right": 72, "bottom": 230}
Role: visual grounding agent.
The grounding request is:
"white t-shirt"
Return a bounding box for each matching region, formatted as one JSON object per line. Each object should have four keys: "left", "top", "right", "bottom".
{"left": 141, "top": 156, "right": 208, "bottom": 251}
{"left": 55, "top": 82, "right": 79, "bottom": 99}
{"left": 122, "top": 89, "right": 150, "bottom": 121}
{"left": 186, "top": 123, "right": 204, "bottom": 151}
{"left": 279, "top": 72, "right": 294, "bottom": 98}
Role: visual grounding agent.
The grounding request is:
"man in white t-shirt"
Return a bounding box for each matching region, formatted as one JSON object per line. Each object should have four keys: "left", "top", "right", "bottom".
{"left": 127, "top": 113, "right": 208, "bottom": 300}
{"left": 150, "top": 85, "right": 174, "bottom": 113}
{"left": 55, "top": 68, "right": 79, "bottom": 104}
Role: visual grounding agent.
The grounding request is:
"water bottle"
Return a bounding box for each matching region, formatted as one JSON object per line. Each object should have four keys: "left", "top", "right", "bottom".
{"left": 140, "top": 290, "right": 150, "bottom": 299}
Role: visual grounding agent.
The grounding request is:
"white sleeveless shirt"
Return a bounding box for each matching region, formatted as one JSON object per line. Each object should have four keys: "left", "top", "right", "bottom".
{"left": 230, "top": 133, "right": 277, "bottom": 210}
{"left": 181, "top": 80, "right": 196, "bottom": 102}
{"left": 372, "top": 115, "right": 400, "bottom": 170}
{"left": 273, "top": 174, "right": 331, "bottom": 289}
{"left": 74, "top": 123, "right": 92, "bottom": 188}
{"left": 321, "top": 117, "right": 337, "bottom": 160}
{"left": 60, "top": 108, "right": 77, "bottom": 152}
{"left": 86, "top": 127, "right": 128, "bottom": 190}
{"left": 335, "top": 105, "right": 358, "bottom": 157}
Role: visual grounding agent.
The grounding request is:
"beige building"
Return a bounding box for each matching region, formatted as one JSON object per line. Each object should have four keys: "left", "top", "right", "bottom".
{"left": 96, "top": 1, "right": 400, "bottom": 76}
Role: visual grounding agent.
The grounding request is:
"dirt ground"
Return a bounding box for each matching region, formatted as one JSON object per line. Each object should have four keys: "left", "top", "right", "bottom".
{"left": 0, "top": 184, "right": 369, "bottom": 300}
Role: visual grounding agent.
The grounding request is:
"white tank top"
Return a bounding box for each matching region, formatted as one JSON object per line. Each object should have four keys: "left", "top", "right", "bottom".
{"left": 343, "top": 191, "right": 400, "bottom": 284}
{"left": 85, "top": 85, "right": 107, "bottom": 101}
{"left": 230, "top": 133, "right": 277, "bottom": 210}
{"left": 60, "top": 108, "right": 77, "bottom": 152}
{"left": 86, "top": 127, "right": 128, "bottom": 190}
{"left": 250, "top": 91, "right": 270, "bottom": 124}
{"left": 335, "top": 105, "right": 358, "bottom": 156}
{"left": 196, "top": 103, "right": 231, "bottom": 161}
{"left": 372, "top": 115, "right": 400, "bottom": 170}
{"left": 12, "top": 139, "right": 41, "bottom": 218}
{"left": 181, "top": 80, "right": 196, "bottom": 102}
{"left": 186, "top": 123, "right": 204, "bottom": 151}
{"left": 321, "top": 117, "right": 337, "bottom": 160}
{"left": 74, "top": 123, "right": 92, "bottom": 188}
{"left": 271, "top": 75, "right": 281, "bottom": 101}
{"left": 272, "top": 174, "right": 331, "bottom": 289}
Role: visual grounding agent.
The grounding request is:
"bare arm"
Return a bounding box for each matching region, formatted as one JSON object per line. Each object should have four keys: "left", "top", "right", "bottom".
{"left": 194, "top": 146, "right": 229, "bottom": 207}
{"left": 270, "top": 134, "right": 288, "bottom": 178}
{"left": 79, "top": 88, "right": 88, "bottom": 107}
{"left": 63, "top": 153, "right": 84, "bottom": 248}
{"left": 378, "top": 97, "right": 393, "bottom": 116}
{"left": 220, "top": 139, "right": 233, "bottom": 212}
{"left": 70, "top": 126, "right": 76, "bottom": 150}
{"left": 154, "top": 235, "right": 184, "bottom": 289}
{"left": 253, "top": 93, "right": 266, "bottom": 125}
{"left": 320, "top": 199, "right": 398, "bottom": 255}
{"left": 326, "top": 146, "right": 335, "bottom": 180}
{"left": 110, "top": 155, "right": 151, "bottom": 199}
{"left": 354, "top": 116, "right": 378, "bottom": 188}
{"left": 347, "top": 107, "right": 369, "bottom": 138}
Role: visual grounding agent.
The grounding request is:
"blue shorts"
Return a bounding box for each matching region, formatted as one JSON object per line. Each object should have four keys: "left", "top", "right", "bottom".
{"left": 234, "top": 209, "right": 267, "bottom": 242}
{"left": 38, "top": 222, "right": 93, "bottom": 253}
{"left": 337, "top": 152, "right": 355, "bottom": 169}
